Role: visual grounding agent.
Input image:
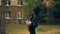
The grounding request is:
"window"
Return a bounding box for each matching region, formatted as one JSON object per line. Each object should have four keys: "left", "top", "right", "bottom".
{"left": 5, "top": 11, "right": 11, "bottom": 19}
{"left": 18, "top": 0, "right": 23, "bottom": 6}
{"left": 5, "top": 0, "right": 10, "bottom": 6}
{"left": 17, "top": 12, "right": 23, "bottom": 19}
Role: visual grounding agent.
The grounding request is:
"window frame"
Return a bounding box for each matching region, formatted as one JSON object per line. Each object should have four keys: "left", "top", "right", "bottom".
{"left": 5, "top": 0, "right": 11, "bottom": 6}
{"left": 17, "top": 0, "right": 23, "bottom": 6}
{"left": 5, "top": 11, "right": 11, "bottom": 19}
{"left": 17, "top": 12, "right": 23, "bottom": 19}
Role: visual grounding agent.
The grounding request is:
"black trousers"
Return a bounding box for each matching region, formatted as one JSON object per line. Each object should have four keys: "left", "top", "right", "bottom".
{"left": 28, "top": 25, "right": 36, "bottom": 34}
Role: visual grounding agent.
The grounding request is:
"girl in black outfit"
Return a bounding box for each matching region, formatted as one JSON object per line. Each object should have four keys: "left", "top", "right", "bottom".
{"left": 28, "top": 6, "right": 41, "bottom": 34}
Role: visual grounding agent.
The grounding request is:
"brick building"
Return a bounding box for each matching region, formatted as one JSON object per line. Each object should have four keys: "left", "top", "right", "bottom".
{"left": 0, "top": 0, "right": 28, "bottom": 24}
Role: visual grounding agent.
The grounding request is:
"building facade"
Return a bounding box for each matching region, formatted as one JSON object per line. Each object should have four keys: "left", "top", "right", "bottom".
{"left": 0, "top": 0, "right": 28, "bottom": 24}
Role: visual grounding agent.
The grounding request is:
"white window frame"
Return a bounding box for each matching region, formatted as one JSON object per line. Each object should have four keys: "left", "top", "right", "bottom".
{"left": 5, "top": 11, "right": 11, "bottom": 19}
{"left": 5, "top": 0, "right": 11, "bottom": 6}
{"left": 17, "top": 0, "right": 23, "bottom": 6}
{"left": 17, "top": 12, "right": 23, "bottom": 19}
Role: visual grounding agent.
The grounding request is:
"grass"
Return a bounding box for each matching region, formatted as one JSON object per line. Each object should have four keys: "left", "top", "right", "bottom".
{"left": 5, "top": 24, "right": 60, "bottom": 34}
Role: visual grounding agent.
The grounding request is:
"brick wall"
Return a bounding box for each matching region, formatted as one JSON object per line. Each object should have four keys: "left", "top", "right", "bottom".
{"left": 0, "top": 5, "right": 29, "bottom": 24}
{"left": 11, "top": 0, "right": 18, "bottom": 6}
{"left": 4, "top": 6, "right": 25, "bottom": 24}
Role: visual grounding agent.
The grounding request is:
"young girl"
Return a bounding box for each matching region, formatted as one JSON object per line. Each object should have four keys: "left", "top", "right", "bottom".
{"left": 28, "top": 6, "right": 41, "bottom": 34}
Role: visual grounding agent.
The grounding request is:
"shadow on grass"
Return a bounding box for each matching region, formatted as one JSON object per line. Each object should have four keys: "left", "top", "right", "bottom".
{"left": 37, "top": 29, "right": 52, "bottom": 32}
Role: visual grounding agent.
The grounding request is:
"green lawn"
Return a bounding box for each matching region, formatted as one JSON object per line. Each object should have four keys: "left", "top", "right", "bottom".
{"left": 5, "top": 24, "right": 60, "bottom": 34}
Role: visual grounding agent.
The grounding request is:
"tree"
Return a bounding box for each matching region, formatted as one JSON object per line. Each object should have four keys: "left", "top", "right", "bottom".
{"left": 0, "top": 0, "right": 6, "bottom": 34}
{"left": 26, "top": 0, "right": 42, "bottom": 10}
{"left": 51, "top": 0, "right": 60, "bottom": 24}
{"left": 26, "top": 0, "right": 59, "bottom": 24}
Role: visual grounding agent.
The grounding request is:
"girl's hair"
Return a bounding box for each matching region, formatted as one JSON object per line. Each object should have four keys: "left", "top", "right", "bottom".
{"left": 33, "top": 6, "right": 41, "bottom": 15}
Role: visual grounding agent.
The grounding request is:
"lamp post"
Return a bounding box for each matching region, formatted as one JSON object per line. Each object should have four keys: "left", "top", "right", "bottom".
{"left": 43, "top": 0, "right": 52, "bottom": 24}
{"left": 47, "top": 0, "right": 52, "bottom": 24}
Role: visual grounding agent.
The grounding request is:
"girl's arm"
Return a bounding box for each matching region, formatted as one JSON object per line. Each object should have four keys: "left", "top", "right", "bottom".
{"left": 29, "top": 11, "right": 35, "bottom": 21}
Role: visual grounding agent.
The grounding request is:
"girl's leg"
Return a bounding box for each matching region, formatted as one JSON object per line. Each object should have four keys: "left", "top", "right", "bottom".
{"left": 28, "top": 26, "right": 36, "bottom": 34}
